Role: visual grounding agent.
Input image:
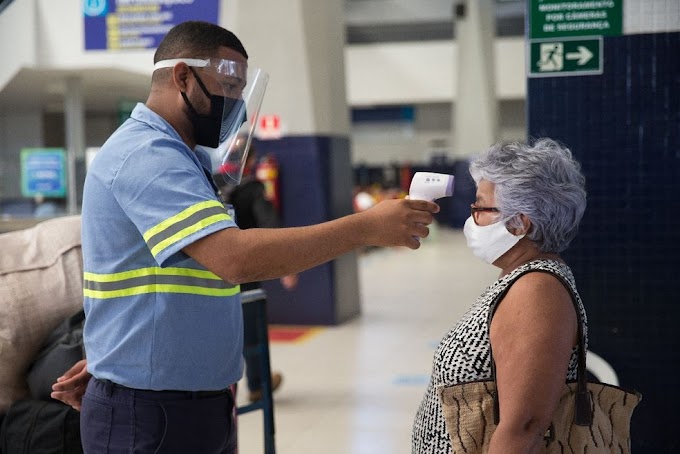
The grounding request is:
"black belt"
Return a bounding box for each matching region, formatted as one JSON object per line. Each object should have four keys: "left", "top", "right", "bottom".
{"left": 98, "top": 378, "right": 231, "bottom": 400}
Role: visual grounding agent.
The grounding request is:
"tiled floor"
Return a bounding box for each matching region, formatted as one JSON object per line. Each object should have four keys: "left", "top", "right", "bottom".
{"left": 235, "top": 226, "right": 500, "bottom": 454}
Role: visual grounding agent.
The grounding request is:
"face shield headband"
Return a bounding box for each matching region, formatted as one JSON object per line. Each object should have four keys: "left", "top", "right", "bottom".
{"left": 153, "top": 58, "right": 269, "bottom": 185}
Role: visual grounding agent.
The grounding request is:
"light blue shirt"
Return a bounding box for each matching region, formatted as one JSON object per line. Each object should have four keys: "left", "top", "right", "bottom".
{"left": 81, "top": 103, "right": 243, "bottom": 391}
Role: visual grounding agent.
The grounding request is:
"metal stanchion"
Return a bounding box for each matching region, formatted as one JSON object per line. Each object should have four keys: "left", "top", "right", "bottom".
{"left": 238, "top": 288, "right": 276, "bottom": 454}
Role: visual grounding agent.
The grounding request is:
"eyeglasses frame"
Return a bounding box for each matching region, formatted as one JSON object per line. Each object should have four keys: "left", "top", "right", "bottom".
{"left": 470, "top": 204, "right": 500, "bottom": 225}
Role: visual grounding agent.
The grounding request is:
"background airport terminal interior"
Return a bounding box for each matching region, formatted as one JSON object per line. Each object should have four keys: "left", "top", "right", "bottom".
{"left": 0, "top": 0, "right": 679, "bottom": 452}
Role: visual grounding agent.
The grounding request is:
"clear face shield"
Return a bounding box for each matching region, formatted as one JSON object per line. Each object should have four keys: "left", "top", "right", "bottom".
{"left": 153, "top": 58, "right": 269, "bottom": 185}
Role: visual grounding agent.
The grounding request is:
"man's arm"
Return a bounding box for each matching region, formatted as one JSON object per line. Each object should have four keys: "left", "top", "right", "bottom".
{"left": 184, "top": 198, "right": 438, "bottom": 284}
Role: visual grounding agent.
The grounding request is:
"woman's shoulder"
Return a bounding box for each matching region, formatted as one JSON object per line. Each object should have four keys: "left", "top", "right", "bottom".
{"left": 506, "top": 269, "right": 572, "bottom": 302}
{"left": 498, "top": 259, "right": 582, "bottom": 326}
{"left": 493, "top": 262, "right": 578, "bottom": 342}
{"left": 509, "top": 259, "right": 576, "bottom": 287}
{"left": 491, "top": 258, "right": 576, "bottom": 306}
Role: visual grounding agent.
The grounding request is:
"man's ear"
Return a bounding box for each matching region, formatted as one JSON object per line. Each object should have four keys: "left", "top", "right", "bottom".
{"left": 172, "top": 63, "right": 191, "bottom": 92}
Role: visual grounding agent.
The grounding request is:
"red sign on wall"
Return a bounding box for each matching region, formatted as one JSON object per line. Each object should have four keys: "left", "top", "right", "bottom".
{"left": 257, "top": 114, "right": 283, "bottom": 139}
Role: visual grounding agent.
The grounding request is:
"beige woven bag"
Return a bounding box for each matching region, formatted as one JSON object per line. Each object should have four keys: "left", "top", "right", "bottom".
{"left": 437, "top": 270, "right": 641, "bottom": 453}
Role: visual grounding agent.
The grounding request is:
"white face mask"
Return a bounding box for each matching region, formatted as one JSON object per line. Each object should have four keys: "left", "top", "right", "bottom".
{"left": 463, "top": 216, "right": 525, "bottom": 264}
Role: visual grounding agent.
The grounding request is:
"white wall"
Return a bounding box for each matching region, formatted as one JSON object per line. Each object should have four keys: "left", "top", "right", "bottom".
{"left": 233, "top": 0, "right": 317, "bottom": 136}
{"left": 35, "top": 0, "right": 153, "bottom": 74}
{"left": 624, "top": 0, "right": 680, "bottom": 34}
{"left": 233, "top": 0, "right": 349, "bottom": 136}
{"left": 0, "top": 0, "right": 37, "bottom": 92}
{"left": 345, "top": 38, "right": 526, "bottom": 106}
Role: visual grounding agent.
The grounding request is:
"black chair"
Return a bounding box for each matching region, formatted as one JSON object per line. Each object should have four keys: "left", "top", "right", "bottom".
{"left": 238, "top": 289, "right": 276, "bottom": 454}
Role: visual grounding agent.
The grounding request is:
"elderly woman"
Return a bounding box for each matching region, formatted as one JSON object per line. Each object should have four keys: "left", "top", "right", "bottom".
{"left": 412, "top": 138, "right": 588, "bottom": 454}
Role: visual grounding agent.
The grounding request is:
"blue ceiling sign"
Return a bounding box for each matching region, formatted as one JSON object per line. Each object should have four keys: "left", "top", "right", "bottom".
{"left": 84, "top": 0, "right": 220, "bottom": 51}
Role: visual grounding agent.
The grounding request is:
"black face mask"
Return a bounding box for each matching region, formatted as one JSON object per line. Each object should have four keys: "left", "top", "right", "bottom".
{"left": 182, "top": 68, "right": 244, "bottom": 148}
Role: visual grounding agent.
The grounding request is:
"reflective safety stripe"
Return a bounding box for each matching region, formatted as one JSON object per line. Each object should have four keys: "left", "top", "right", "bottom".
{"left": 84, "top": 267, "right": 239, "bottom": 299}
{"left": 143, "top": 201, "right": 231, "bottom": 258}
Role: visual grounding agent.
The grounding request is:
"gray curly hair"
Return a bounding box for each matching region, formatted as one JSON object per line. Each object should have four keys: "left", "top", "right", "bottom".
{"left": 468, "top": 138, "right": 587, "bottom": 253}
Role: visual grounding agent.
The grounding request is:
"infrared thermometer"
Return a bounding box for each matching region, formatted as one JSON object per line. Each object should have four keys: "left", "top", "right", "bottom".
{"left": 409, "top": 172, "right": 454, "bottom": 201}
{"left": 408, "top": 172, "right": 454, "bottom": 241}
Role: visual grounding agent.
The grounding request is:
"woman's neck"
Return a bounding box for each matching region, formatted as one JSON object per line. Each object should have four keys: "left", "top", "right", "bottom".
{"left": 495, "top": 239, "right": 562, "bottom": 277}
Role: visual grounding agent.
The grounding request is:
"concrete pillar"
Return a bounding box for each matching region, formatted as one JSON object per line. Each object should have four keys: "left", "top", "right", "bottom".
{"left": 452, "top": 0, "right": 498, "bottom": 156}
{"left": 64, "top": 77, "right": 85, "bottom": 214}
{"left": 228, "top": 0, "right": 349, "bottom": 136}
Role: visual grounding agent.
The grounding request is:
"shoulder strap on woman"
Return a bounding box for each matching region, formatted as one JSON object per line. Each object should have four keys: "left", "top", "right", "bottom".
{"left": 487, "top": 266, "right": 592, "bottom": 426}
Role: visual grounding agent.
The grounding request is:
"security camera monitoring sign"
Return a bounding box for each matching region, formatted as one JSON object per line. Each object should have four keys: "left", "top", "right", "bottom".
{"left": 530, "top": 0, "right": 622, "bottom": 39}
{"left": 528, "top": 0, "right": 622, "bottom": 77}
{"left": 83, "top": 0, "right": 219, "bottom": 51}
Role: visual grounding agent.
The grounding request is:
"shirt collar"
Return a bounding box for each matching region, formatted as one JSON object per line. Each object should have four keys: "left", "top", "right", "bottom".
{"left": 130, "top": 103, "right": 218, "bottom": 192}
{"left": 130, "top": 103, "right": 183, "bottom": 143}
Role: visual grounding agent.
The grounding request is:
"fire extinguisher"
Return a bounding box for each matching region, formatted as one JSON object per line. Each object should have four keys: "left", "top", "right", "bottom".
{"left": 256, "top": 153, "right": 281, "bottom": 213}
{"left": 400, "top": 163, "right": 413, "bottom": 194}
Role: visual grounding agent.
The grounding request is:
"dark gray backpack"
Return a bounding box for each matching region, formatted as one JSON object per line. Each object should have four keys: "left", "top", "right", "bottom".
{"left": 26, "top": 310, "right": 85, "bottom": 401}
{"left": 0, "top": 399, "right": 82, "bottom": 454}
{"left": 0, "top": 310, "right": 85, "bottom": 454}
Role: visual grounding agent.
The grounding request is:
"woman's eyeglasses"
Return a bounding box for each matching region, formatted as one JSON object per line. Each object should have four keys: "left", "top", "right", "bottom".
{"left": 470, "top": 204, "right": 500, "bottom": 225}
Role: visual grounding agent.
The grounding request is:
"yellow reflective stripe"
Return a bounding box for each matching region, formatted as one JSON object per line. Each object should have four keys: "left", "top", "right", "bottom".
{"left": 143, "top": 200, "right": 225, "bottom": 242}
{"left": 149, "top": 213, "right": 228, "bottom": 258}
{"left": 84, "top": 267, "right": 222, "bottom": 282}
{"left": 83, "top": 266, "right": 239, "bottom": 299}
{"left": 84, "top": 284, "right": 240, "bottom": 299}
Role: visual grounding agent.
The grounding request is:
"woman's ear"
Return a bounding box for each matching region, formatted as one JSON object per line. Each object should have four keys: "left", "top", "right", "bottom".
{"left": 508, "top": 214, "right": 532, "bottom": 236}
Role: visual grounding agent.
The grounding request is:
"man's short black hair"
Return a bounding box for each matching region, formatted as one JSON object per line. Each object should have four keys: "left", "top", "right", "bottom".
{"left": 152, "top": 21, "right": 248, "bottom": 83}
{"left": 155, "top": 21, "right": 248, "bottom": 62}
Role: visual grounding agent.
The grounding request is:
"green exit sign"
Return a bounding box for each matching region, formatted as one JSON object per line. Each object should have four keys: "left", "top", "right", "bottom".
{"left": 528, "top": 37, "right": 603, "bottom": 77}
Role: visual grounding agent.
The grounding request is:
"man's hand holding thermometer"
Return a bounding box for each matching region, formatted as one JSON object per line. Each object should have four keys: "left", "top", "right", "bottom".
{"left": 408, "top": 172, "right": 454, "bottom": 240}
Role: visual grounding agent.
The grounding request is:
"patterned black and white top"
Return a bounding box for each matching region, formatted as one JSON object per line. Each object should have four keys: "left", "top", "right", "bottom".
{"left": 411, "top": 259, "right": 588, "bottom": 454}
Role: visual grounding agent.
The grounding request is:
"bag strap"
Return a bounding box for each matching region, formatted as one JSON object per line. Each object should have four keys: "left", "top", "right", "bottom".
{"left": 487, "top": 267, "right": 592, "bottom": 426}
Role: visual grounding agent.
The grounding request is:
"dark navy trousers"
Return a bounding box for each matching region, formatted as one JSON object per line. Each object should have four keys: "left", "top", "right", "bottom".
{"left": 80, "top": 377, "right": 236, "bottom": 454}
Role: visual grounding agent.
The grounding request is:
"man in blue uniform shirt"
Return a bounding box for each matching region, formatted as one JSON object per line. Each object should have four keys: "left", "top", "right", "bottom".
{"left": 51, "top": 21, "right": 438, "bottom": 453}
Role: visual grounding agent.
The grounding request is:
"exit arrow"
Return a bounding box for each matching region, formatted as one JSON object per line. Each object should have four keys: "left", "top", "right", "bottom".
{"left": 565, "top": 46, "right": 593, "bottom": 65}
